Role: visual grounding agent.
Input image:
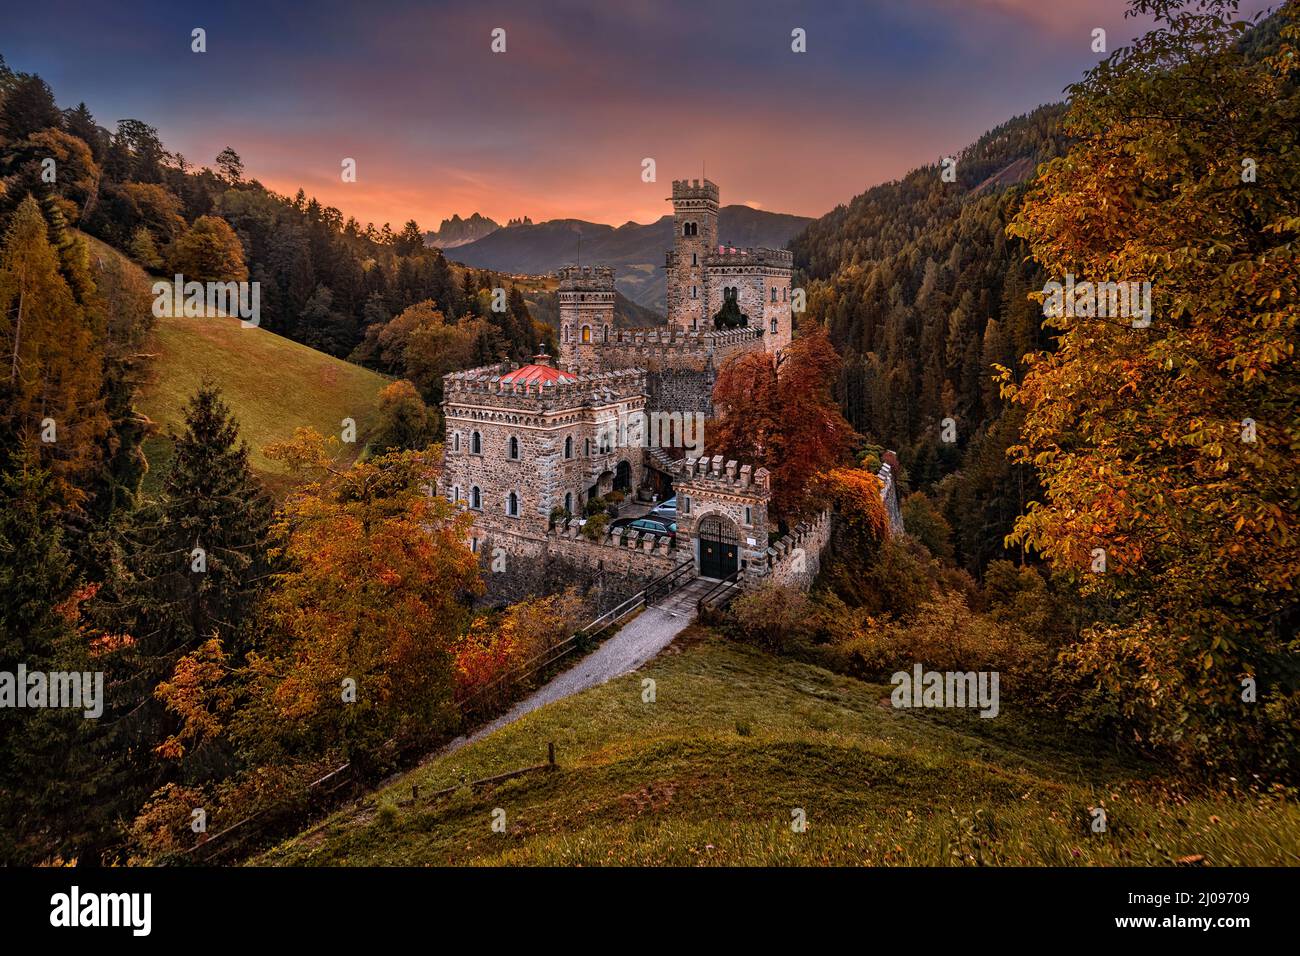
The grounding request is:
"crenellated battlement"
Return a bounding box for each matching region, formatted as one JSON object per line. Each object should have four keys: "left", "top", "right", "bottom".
{"left": 677, "top": 456, "right": 772, "bottom": 495}
{"left": 558, "top": 265, "right": 615, "bottom": 290}
{"left": 763, "top": 509, "right": 832, "bottom": 564}
{"left": 706, "top": 246, "right": 794, "bottom": 268}
{"left": 547, "top": 516, "right": 680, "bottom": 557}
{"left": 670, "top": 178, "right": 720, "bottom": 203}
{"left": 444, "top": 363, "right": 646, "bottom": 409}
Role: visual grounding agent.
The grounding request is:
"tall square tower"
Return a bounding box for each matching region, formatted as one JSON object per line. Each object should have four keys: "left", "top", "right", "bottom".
{"left": 665, "top": 179, "right": 719, "bottom": 332}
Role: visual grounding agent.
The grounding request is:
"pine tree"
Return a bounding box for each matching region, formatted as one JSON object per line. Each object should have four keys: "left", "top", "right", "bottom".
{"left": 124, "top": 384, "right": 272, "bottom": 656}
{"left": 0, "top": 452, "right": 114, "bottom": 863}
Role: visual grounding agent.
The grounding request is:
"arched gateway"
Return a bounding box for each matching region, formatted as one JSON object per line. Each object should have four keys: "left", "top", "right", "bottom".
{"left": 696, "top": 514, "right": 739, "bottom": 579}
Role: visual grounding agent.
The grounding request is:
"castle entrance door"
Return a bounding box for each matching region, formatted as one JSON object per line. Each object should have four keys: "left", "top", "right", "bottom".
{"left": 697, "top": 515, "right": 739, "bottom": 579}
{"left": 614, "top": 460, "right": 631, "bottom": 492}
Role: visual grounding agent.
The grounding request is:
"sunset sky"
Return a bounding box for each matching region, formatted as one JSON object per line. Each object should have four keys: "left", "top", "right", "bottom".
{"left": 4, "top": 0, "right": 1276, "bottom": 229}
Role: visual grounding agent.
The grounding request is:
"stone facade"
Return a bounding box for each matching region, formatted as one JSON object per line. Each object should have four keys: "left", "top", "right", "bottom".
{"left": 672, "top": 456, "right": 772, "bottom": 577}
{"left": 441, "top": 356, "right": 646, "bottom": 545}
{"left": 556, "top": 265, "right": 616, "bottom": 374}
{"left": 664, "top": 179, "right": 793, "bottom": 354}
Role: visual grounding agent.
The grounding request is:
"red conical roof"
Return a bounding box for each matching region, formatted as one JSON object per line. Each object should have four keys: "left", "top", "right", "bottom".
{"left": 499, "top": 351, "right": 576, "bottom": 385}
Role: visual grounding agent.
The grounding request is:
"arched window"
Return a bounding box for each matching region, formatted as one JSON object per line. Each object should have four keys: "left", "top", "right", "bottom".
{"left": 691, "top": 285, "right": 697, "bottom": 299}
{"left": 692, "top": 253, "right": 698, "bottom": 266}
{"left": 770, "top": 317, "right": 778, "bottom": 334}
{"left": 771, "top": 286, "right": 778, "bottom": 303}
{"left": 581, "top": 325, "right": 591, "bottom": 343}
{"left": 452, "top": 484, "right": 461, "bottom": 504}
{"left": 603, "top": 325, "right": 609, "bottom": 342}
{"left": 471, "top": 486, "right": 481, "bottom": 509}
{"left": 507, "top": 491, "right": 519, "bottom": 517}
{"left": 564, "top": 436, "right": 573, "bottom": 459}
{"left": 471, "top": 431, "right": 482, "bottom": 454}
{"left": 453, "top": 432, "right": 460, "bottom": 453}
{"left": 508, "top": 435, "right": 519, "bottom": 460}
{"left": 564, "top": 492, "right": 573, "bottom": 514}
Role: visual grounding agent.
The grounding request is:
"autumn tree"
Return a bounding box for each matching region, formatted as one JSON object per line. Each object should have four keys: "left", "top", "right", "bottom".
{"left": 167, "top": 214, "right": 247, "bottom": 282}
{"left": 0, "top": 195, "right": 109, "bottom": 506}
{"left": 239, "top": 431, "right": 481, "bottom": 773}
{"left": 711, "top": 323, "right": 857, "bottom": 521}
{"left": 1003, "top": 0, "right": 1300, "bottom": 775}
{"left": 371, "top": 379, "right": 433, "bottom": 453}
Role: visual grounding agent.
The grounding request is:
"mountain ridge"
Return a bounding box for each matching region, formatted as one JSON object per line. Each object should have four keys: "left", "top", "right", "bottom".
{"left": 446, "top": 204, "right": 813, "bottom": 313}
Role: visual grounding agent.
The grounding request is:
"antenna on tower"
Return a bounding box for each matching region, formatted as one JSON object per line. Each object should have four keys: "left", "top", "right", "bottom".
{"left": 576, "top": 229, "right": 581, "bottom": 267}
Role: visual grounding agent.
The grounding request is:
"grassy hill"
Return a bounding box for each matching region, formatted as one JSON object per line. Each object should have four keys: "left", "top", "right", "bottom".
{"left": 262, "top": 629, "right": 1299, "bottom": 866}
{"left": 80, "top": 239, "right": 393, "bottom": 494}
{"left": 137, "top": 311, "right": 389, "bottom": 493}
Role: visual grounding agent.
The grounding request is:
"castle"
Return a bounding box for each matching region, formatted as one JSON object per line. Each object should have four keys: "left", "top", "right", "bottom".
{"left": 440, "top": 179, "right": 898, "bottom": 605}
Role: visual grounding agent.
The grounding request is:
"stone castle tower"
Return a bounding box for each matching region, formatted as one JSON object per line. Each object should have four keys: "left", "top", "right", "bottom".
{"left": 664, "top": 179, "right": 793, "bottom": 352}
{"left": 557, "top": 265, "right": 615, "bottom": 374}
{"left": 665, "top": 179, "right": 720, "bottom": 332}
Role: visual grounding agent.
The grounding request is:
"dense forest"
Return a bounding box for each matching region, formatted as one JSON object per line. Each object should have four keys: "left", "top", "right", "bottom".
{"left": 791, "top": 104, "right": 1067, "bottom": 574}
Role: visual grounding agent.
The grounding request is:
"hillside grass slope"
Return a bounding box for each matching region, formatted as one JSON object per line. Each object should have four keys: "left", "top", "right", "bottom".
{"left": 262, "top": 629, "right": 1299, "bottom": 866}
{"left": 83, "top": 233, "right": 391, "bottom": 493}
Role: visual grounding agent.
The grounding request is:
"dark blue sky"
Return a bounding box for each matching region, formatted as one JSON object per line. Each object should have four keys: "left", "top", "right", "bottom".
{"left": 1, "top": 0, "right": 1276, "bottom": 227}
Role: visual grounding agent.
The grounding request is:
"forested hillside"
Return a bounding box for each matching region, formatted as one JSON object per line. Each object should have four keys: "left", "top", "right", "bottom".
{"left": 791, "top": 105, "right": 1068, "bottom": 572}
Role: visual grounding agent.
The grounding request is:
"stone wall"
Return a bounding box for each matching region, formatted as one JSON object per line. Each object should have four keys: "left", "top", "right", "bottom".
{"left": 474, "top": 520, "right": 683, "bottom": 613}
{"left": 749, "top": 509, "right": 834, "bottom": 590}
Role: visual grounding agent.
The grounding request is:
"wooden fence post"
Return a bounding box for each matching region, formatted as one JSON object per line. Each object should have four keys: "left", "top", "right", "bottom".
{"left": 547, "top": 741, "right": 556, "bottom": 766}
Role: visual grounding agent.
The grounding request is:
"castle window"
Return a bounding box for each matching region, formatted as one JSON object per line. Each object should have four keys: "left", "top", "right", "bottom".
{"left": 771, "top": 286, "right": 778, "bottom": 303}
{"left": 683, "top": 221, "right": 697, "bottom": 237}
{"left": 691, "top": 286, "right": 697, "bottom": 300}
{"left": 470, "top": 537, "right": 479, "bottom": 554}
{"left": 692, "top": 253, "right": 698, "bottom": 267}
{"left": 508, "top": 435, "right": 519, "bottom": 460}
{"left": 452, "top": 484, "right": 461, "bottom": 504}
{"left": 507, "top": 491, "right": 520, "bottom": 518}
{"left": 682, "top": 496, "right": 691, "bottom": 515}
{"left": 471, "top": 431, "right": 482, "bottom": 455}
{"left": 564, "top": 492, "right": 573, "bottom": 514}
{"left": 771, "top": 317, "right": 778, "bottom": 334}
{"left": 603, "top": 325, "right": 609, "bottom": 342}
{"left": 453, "top": 432, "right": 461, "bottom": 453}
{"left": 582, "top": 325, "right": 591, "bottom": 343}
{"left": 744, "top": 505, "right": 753, "bottom": 525}
{"left": 783, "top": 287, "right": 788, "bottom": 301}
{"left": 471, "top": 486, "right": 482, "bottom": 510}
{"left": 565, "top": 436, "right": 573, "bottom": 459}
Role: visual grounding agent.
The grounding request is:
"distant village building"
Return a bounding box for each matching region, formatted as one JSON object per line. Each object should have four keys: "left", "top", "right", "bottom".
{"left": 440, "top": 179, "right": 899, "bottom": 606}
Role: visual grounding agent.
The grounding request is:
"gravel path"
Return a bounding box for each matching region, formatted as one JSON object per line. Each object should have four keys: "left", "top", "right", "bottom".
{"left": 441, "top": 577, "right": 717, "bottom": 757}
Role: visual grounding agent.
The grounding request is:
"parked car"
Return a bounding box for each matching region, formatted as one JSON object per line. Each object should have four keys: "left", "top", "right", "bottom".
{"left": 611, "top": 516, "right": 677, "bottom": 540}
{"left": 650, "top": 496, "right": 677, "bottom": 519}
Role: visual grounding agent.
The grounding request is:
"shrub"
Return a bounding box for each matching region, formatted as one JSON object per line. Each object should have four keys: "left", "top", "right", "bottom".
{"left": 725, "top": 583, "right": 814, "bottom": 652}
{"left": 817, "top": 589, "right": 1050, "bottom": 689}
{"left": 581, "top": 512, "right": 608, "bottom": 541}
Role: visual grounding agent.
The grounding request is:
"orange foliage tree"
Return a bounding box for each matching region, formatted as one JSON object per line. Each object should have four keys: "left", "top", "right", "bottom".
{"left": 1002, "top": 0, "right": 1300, "bottom": 773}
{"left": 710, "top": 324, "right": 857, "bottom": 521}
{"left": 236, "top": 429, "right": 482, "bottom": 770}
